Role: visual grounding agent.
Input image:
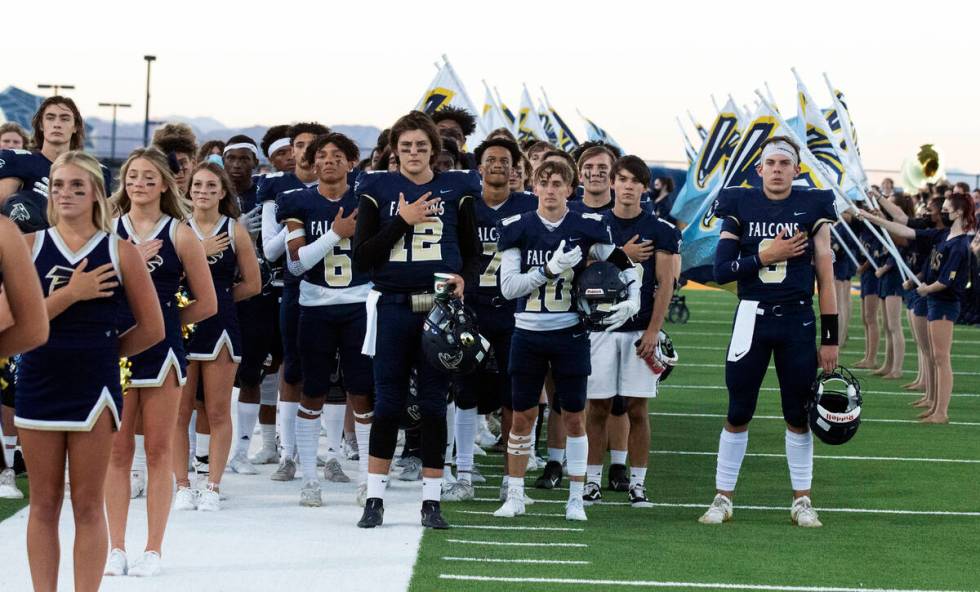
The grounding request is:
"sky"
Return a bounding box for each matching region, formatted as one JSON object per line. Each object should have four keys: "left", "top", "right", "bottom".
{"left": 5, "top": 0, "right": 979, "bottom": 175}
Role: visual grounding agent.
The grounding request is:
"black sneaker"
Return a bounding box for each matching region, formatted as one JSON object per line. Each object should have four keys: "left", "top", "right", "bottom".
{"left": 357, "top": 497, "right": 385, "bottom": 528}
{"left": 607, "top": 463, "right": 629, "bottom": 492}
{"left": 420, "top": 500, "right": 450, "bottom": 529}
{"left": 13, "top": 450, "right": 26, "bottom": 476}
{"left": 534, "top": 460, "right": 563, "bottom": 489}
{"left": 628, "top": 484, "right": 653, "bottom": 508}
{"left": 582, "top": 482, "right": 602, "bottom": 506}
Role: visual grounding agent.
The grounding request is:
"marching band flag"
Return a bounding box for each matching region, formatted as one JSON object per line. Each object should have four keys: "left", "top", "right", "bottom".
{"left": 541, "top": 88, "right": 579, "bottom": 152}
{"left": 538, "top": 98, "right": 559, "bottom": 144}
{"left": 676, "top": 117, "right": 698, "bottom": 165}
{"left": 518, "top": 84, "right": 550, "bottom": 142}
{"left": 670, "top": 98, "right": 742, "bottom": 227}
{"left": 578, "top": 110, "right": 624, "bottom": 154}
{"left": 416, "top": 57, "right": 488, "bottom": 146}
{"left": 481, "top": 83, "right": 510, "bottom": 135}
{"left": 494, "top": 87, "right": 517, "bottom": 131}
{"left": 823, "top": 74, "right": 867, "bottom": 188}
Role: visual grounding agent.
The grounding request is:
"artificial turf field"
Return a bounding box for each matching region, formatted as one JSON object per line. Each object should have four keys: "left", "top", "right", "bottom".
{"left": 409, "top": 288, "right": 980, "bottom": 592}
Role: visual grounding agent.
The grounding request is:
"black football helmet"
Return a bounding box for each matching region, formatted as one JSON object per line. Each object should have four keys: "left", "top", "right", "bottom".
{"left": 1, "top": 189, "right": 49, "bottom": 233}
{"left": 809, "top": 367, "right": 863, "bottom": 445}
{"left": 656, "top": 330, "right": 678, "bottom": 382}
{"left": 422, "top": 297, "right": 490, "bottom": 375}
{"left": 573, "top": 261, "right": 629, "bottom": 331}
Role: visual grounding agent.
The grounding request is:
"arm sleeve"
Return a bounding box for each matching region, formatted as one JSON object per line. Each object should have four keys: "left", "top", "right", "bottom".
{"left": 352, "top": 195, "right": 410, "bottom": 273}
{"left": 457, "top": 196, "right": 482, "bottom": 286}
{"left": 262, "top": 201, "right": 287, "bottom": 261}
{"left": 288, "top": 230, "right": 342, "bottom": 276}
{"left": 713, "top": 237, "right": 762, "bottom": 284}
{"left": 499, "top": 247, "right": 548, "bottom": 300}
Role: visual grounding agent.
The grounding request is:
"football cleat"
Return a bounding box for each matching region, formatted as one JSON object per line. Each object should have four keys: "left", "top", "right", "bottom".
{"left": 104, "top": 548, "right": 128, "bottom": 576}
{"left": 607, "top": 464, "right": 629, "bottom": 492}
{"left": 173, "top": 486, "right": 198, "bottom": 511}
{"left": 249, "top": 446, "right": 280, "bottom": 465}
{"left": 791, "top": 496, "right": 822, "bottom": 528}
{"left": 193, "top": 455, "right": 210, "bottom": 477}
{"left": 582, "top": 482, "right": 603, "bottom": 505}
{"left": 442, "top": 480, "right": 475, "bottom": 502}
{"left": 493, "top": 490, "right": 526, "bottom": 518}
{"left": 323, "top": 458, "right": 351, "bottom": 483}
{"left": 197, "top": 485, "right": 220, "bottom": 512}
{"left": 565, "top": 495, "right": 588, "bottom": 521}
{"left": 127, "top": 551, "right": 162, "bottom": 577}
{"left": 470, "top": 466, "right": 486, "bottom": 483}
{"left": 629, "top": 484, "right": 654, "bottom": 509}
{"left": 343, "top": 436, "right": 359, "bottom": 461}
{"left": 358, "top": 497, "right": 384, "bottom": 528}
{"left": 356, "top": 482, "right": 368, "bottom": 507}
{"left": 398, "top": 456, "right": 423, "bottom": 481}
{"left": 300, "top": 480, "right": 322, "bottom": 507}
{"left": 227, "top": 452, "right": 257, "bottom": 475}
{"left": 476, "top": 426, "right": 497, "bottom": 448}
{"left": 535, "top": 460, "right": 563, "bottom": 489}
{"left": 421, "top": 500, "right": 451, "bottom": 529}
{"left": 0, "top": 468, "right": 23, "bottom": 499}
{"left": 129, "top": 470, "right": 146, "bottom": 499}
{"left": 270, "top": 457, "right": 297, "bottom": 482}
{"left": 698, "top": 493, "right": 734, "bottom": 524}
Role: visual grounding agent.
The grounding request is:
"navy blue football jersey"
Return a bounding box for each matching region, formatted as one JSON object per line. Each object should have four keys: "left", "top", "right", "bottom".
{"left": 256, "top": 171, "right": 305, "bottom": 203}
{"left": 355, "top": 169, "right": 481, "bottom": 293}
{"left": 238, "top": 182, "right": 260, "bottom": 213}
{"left": 568, "top": 199, "right": 613, "bottom": 215}
{"left": 276, "top": 185, "right": 370, "bottom": 291}
{"left": 0, "top": 149, "right": 113, "bottom": 196}
{"left": 715, "top": 187, "right": 837, "bottom": 303}
{"left": 497, "top": 210, "right": 613, "bottom": 319}
{"left": 469, "top": 191, "right": 538, "bottom": 301}
{"left": 603, "top": 210, "right": 680, "bottom": 332}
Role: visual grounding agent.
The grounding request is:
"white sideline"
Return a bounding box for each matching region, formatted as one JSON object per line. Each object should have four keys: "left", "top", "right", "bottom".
{"left": 678, "top": 345, "right": 980, "bottom": 360}
{"left": 456, "top": 524, "right": 584, "bottom": 532}
{"left": 648, "top": 450, "right": 980, "bottom": 464}
{"left": 454, "top": 510, "right": 566, "bottom": 518}
{"left": 660, "top": 384, "right": 980, "bottom": 398}
{"left": 437, "top": 574, "right": 971, "bottom": 592}
{"left": 444, "top": 539, "right": 588, "bottom": 548}
{"left": 442, "top": 556, "right": 590, "bottom": 565}
{"left": 677, "top": 362, "right": 980, "bottom": 377}
{"left": 648, "top": 411, "right": 980, "bottom": 427}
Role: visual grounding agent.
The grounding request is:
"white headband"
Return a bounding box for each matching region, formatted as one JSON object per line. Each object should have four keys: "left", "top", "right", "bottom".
{"left": 268, "top": 138, "right": 291, "bottom": 156}
{"left": 224, "top": 142, "right": 259, "bottom": 157}
{"left": 761, "top": 140, "right": 798, "bottom": 166}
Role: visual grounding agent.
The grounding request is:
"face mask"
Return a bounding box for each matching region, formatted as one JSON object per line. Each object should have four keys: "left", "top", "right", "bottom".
{"left": 941, "top": 213, "right": 953, "bottom": 227}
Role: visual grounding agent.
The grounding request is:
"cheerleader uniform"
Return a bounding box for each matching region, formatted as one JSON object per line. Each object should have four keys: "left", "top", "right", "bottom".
{"left": 15, "top": 229, "right": 125, "bottom": 430}
{"left": 917, "top": 229, "right": 972, "bottom": 322}
{"left": 186, "top": 216, "right": 242, "bottom": 362}
{"left": 115, "top": 214, "right": 187, "bottom": 387}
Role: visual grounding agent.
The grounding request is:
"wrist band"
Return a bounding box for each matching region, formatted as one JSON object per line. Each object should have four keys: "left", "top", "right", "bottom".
{"left": 820, "top": 314, "right": 839, "bottom": 346}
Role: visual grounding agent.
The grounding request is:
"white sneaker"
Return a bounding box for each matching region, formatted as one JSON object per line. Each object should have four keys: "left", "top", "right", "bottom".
{"left": 791, "top": 496, "right": 822, "bottom": 528}
{"left": 493, "top": 489, "right": 526, "bottom": 518}
{"left": 476, "top": 426, "right": 497, "bottom": 448}
{"left": 565, "top": 495, "right": 587, "bottom": 521}
{"left": 249, "top": 446, "right": 280, "bottom": 465}
{"left": 526, "top": 454, "right": 540, "bottom": 471}
{"left": 442, "top": 467, "right": 457, "bottom": 488}
{"left": 0, "top": 468, "right": 23, "bottom": 499}
{"left": 442, "top": 480, "right": 475, "bottom": 502}
{"left": 473, "top": 445, "right": 487, "bottom": 457}
{"left": 300, "top": 480, "right": 322, "bottom": 507}
{"left": 343, "top": 436, "right": 359, "bottom": 461}
{"left": 197, "top": 485, "right": 220, "bottom": 511}
{"left": 497, "top": 478, "right": 534, "bottom": 504}
{"left": 271, "top": 457, "right": 297, "bottom": 482}
{"left": 470, "top": 466, "right": 486, "bottom": 484}
{"left": 356, "top": 482, "right": 368, "bottom": 507}
{"left": 129, "top": 470, "right": 146, "bottom": 499}
{"left": 104, "top": 548, "right": 127, "bottom": 576}
{"left": 173, "top": 486, "right": 198, "bottom": 511}
{"left": 699, "top": 493, "right": 734, "bottom": 524}
{"left": 228, "top": 452, "right": 257, "bottom": 475}
{"left": 322, "top": 458, "right": 350, "bottom": 483}
{"left": 128, "top": 551, "right": 161, "bottom": 577}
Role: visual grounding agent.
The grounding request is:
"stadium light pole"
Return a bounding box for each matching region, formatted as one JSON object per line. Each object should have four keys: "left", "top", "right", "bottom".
{"left": 37, "top": 83, "right": 75, "bottom": 96}
{"left": 143, "top": 55, "right": 156, "bottom": 147}
{"left": 98, "top": 102, "right": 132, "bottom": 160}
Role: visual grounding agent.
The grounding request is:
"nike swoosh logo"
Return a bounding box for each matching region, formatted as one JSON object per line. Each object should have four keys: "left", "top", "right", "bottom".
{"left": 794, "top": 211, "right": 806, "bottom": 216}
{"left": 732, "top": 350, "right": 748, "bottom": 357}
{"left": 803, "top": 321, "right": 814, "bottom": 326}
{"left": 573, "top": 332, "right": 586, "bottom": 338}
{"left": 567, "top": 238, "right": 581, "bottom": 243}
{"left": 440, "top": 189, "right": 452, "bottom": 194}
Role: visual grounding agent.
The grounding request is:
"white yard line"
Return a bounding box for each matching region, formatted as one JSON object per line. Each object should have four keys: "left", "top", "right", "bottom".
{"left": 660, "top": 384, "right": 980, "bottom": 398}
{"left": 648, "top": 411, "right": 980, "bottom": 427}
{"left": 437, "top": 574, "right": 971, "bottom": 592}
{"left": 444, "top": 539, "right": 588, "bottom": 548}
{"left": 455, "top": 524, "right": 584, "bottom": 532}
{"left": 442, "top": 556, "right": 590, "bottom": 565}
{"left": 647, "top": 450, "right": 980, "bottom": 464}
{"left": 454, "top": 510, "right": 567, "bottom": 518}
{"left": 676, "top": 362, "right": 980, "bottom": 377}
{"left": 677, "top": 345, "right": 980, "bottom": 360}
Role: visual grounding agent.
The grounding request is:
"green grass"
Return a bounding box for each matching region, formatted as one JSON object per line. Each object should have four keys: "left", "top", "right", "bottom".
{"left": 409, "top": 289, "right": 980, "bottom": 592}
{"left": 0, "top": 475, "right": 28, "bottom": 520}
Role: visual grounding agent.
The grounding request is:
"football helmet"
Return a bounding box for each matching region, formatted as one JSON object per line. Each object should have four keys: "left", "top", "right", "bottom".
{"left": 635, "top": 330, "right": 678, "bottom": 382}
{"left": 573, "top": 261, "right": 629, "bottom": 331}
{"left": 422, "top": 296, "right": 490, "bottom": 375}
{"left": 809, "top": 367, "right": 863, "bottom": 445}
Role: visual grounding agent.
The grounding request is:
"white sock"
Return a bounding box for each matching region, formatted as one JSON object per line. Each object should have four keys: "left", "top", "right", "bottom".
{"left": 367, "top": 472, "right": 388, "bottom": 500}
{"left": 454, "top": 407, "right": 477, "bottom": 474}
{"left": 444, "top": 403, "right": 456, "bottom": 464}
{"left": 323, "top": 404, "right": 345, "bottom": 461}
{"left": 354, "top": 421, "right": 371, "bottom": 483}
{"left": 548, "top": 447, "right": 565, "bottom": 464}
{"left": 278, "top": 401, "right": 299, "bottom": 458}
{"left": 630, "top": 466, "right": 647, "bottom": 487}
{"left": 785, "top": 430, "right": 814, "bottom": 491}
{"left": 508, "top": 477, "right": 524, "bottom": 496}
{"left": 715, "top": 429, "right": 748, "bottom": 492}
{"left": 260, "top": 424, "right": 276, "bottom": 450}
{"left": 610, "top": 449, "right": 627, "bottom": 466}
{"left": 296, "top": 413, "right": 321, "bottom": 482}
{"left": 2, "top": 435, "right": 17, "bottom": 468}
{"left": 586, "top": 464, "right": 602, "bottom": 485}
{"left": 565, "top": 435, "right": 587, "bottom": 479}
{"left": 235, "top": 402, "right": 260, "bottom": 457}
{"left": 422, "top": 476, "right": 442, "bottom": 502}
{"left": 131, "top": 434, "right": 147, "bottom": 473}
{"left": 195, "top": 433, "right": 210, "bottom": 460}
{"left": 569, "top": 480, "right": 584, "bottom": 500}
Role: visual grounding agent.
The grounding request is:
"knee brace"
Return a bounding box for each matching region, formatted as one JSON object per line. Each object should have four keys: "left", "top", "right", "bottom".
{"left": 420, "top": 414, "right": 447, "bottom": 469}
{"left": 368, "top": 414, "right": 399, "bottom": 460}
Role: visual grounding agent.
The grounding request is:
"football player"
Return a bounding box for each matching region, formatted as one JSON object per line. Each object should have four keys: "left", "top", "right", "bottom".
{"left": 431, "top": 106, "right": 478, "bottom": 168}
{"left": 493, "top": 159, "right": 639, "bottom": 521}
{"left": 0, "top": 122, "right": 29, "bottom": 150}
{"left": 568, "top": 146, "right": 615, "bottom": 214}
{"left": 699, "top": 136, "right": 837, "bottom": 528}
{"left": 279, "top": 132, "right": 375, "bottom": 505}
{"left": 352, "top": 111, "right": 482, "bottom": 529}
{"left": 442, "top": 138, "right": 537, "bottom": 503}
{"left": 584, "top": 156, "right": 679, "bottom": 508}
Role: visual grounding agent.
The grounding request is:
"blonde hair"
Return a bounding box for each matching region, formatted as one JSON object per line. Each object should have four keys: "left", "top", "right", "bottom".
{"left": 47, "top": 151, "right": 112, "bottom": 233}
{"left": 111, "top": 147, "right": 189, "bottom": 220}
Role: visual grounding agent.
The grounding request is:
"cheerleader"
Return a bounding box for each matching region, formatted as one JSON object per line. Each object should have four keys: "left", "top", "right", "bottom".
{"left": 104, "top": 148, "right": 216, "bottom": 578}
{"left": 830, "top": 213, "right": 859, "bottom": 347}
{"left": 12, "top": 152, "right": 162, "bottom": 592}
{"left": 173, "top": 162, "right": 260, "bottom": 511}
{"left": 853, "top": 210, "right": 882, "bottom": 369}
{"left": 872, "top": 193, "right": 915, "bottom": 379}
